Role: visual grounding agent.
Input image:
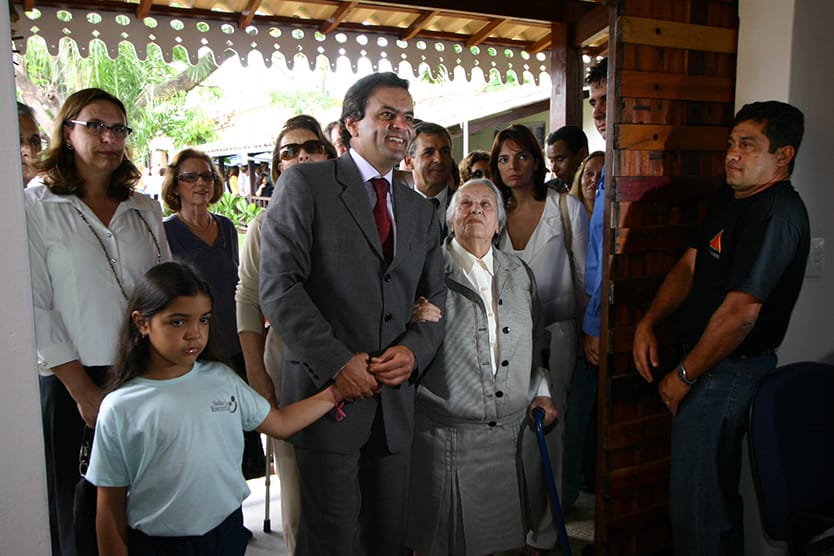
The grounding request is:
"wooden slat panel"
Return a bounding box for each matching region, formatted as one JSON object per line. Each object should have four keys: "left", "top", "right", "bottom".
{"left": 613, "top": 225, "right": 698, "bottom": 254}
{"left": 607, "top": 415, "right": 672, "bottom": 452}
{"left": 617, "top": 124, "right": 728, "bottom": 151}
{"left": 610, "top": 276, "right": 664, "bottom": 305}
{"left": 613, "top": 199, "right": 709, "bottom": 227}
{"left": 619, "top": 70, "right": 734, "bottom": 103}
{"left": 614, "top": 175, "right": 723, "bottom": 202}
{"left": 608, "top": 456, "right": 671, "bottom": 490}
{"left": 618, "top": 15, "right": 738, "bottom": 53}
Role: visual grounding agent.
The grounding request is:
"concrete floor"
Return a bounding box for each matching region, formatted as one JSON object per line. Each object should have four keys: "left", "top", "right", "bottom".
{"left": 241, "top": 474, "right": 595, "bottom": 555}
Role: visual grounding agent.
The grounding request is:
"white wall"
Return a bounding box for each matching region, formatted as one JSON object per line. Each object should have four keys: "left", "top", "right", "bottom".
{"left": 737, "top": 0, "right": 834, "bottom": 365}
{"left": 0, "top": 9, "right": 53, "bottom": 555}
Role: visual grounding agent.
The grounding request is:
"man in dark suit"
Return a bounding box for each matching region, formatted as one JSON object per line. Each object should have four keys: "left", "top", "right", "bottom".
{"left": 402, "top": 121, "right": 455, "bottom": 236}
{"left": 259, "top": 72, "right": 446, "bottom": 555}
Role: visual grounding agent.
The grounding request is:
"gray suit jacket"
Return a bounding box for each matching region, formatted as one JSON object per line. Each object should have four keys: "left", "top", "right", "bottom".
{"left": 259, "top": 153, "right": 446, "bottom": 453}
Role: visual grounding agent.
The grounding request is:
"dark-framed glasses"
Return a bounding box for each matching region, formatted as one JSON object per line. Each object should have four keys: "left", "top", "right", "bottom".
{"left": 177, "top": 171, "right": 217, "bottom": 183}
{"left": 67, "top": 119, "right": 133, "bottom": 139}
{"left": 279, "top": 140, "right": 326, "bottom": 161}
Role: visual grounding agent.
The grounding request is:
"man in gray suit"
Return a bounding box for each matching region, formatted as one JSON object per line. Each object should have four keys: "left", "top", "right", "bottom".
{"left": 259, "top": 72, "right": 446, "bottom": 555}
{"left": 402, "top": 121, "right": 455, "bottom": 236}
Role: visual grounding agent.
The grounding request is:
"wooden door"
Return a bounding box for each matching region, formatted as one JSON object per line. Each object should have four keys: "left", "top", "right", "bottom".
{"left": 596, "top": 1, "right": 738, "bottom": 554}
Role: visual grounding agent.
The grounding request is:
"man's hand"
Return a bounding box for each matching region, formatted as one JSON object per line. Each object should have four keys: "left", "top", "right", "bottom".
{"left": 368, "top": 346, "right": 416, "bottom": 387}
{"left": 632, "top": 318, "right": 659, "bottom": 383}
{"left": 528, "top": 396, "right": 559, "bottom": 428}
{"left": 334, "top": 353, "right": 378, "bottom": 401}
{"left": 657, "top": 370, "right": 691, "bottom": 416}
{"left": 584, "top": 334, "right": 600, "bottom": 366}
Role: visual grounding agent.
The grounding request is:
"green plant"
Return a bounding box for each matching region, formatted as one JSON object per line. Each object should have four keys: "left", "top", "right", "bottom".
{"left": 213, "top": 193, "right": 263, "bottom": 228}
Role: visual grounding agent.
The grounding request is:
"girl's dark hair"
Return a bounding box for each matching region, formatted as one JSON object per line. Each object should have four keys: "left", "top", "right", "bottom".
{"left": 35, "top": 87, "right": 140, "bottom": 201}
{"left": 489, "top": 124, "right": 548, "bottom": 205}
{"left": 109, "top": 261, "right": 221, "bottom": 391}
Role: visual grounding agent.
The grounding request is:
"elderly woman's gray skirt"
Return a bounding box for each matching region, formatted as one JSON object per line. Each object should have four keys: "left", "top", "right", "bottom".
{"left": 406, "top": 407, "right": 545, "bottom": 556}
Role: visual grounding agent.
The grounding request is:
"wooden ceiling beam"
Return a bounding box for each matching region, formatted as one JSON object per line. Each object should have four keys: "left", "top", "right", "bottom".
{"left": 527, "top": 32, "right": 552, "bottom": 55}
{"left": 465, "top": 18, "right": 507, "bottom": 48}
{"left": 318, "top": 1, "right": 357, "bottom": 35}
{"left": 135, "top": 0, "right": 153, "bottom": 19}
{"left": 238, "top": 0, "right": 263, "bottom": 29}
{"left": 400, "top": 10, "right": 439, "bottom": 41}
{"left": 573, "top": 4, "right": 608, "bottom": 48}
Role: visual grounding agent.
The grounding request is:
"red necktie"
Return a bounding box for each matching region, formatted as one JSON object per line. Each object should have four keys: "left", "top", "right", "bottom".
{"left": 371, "top": 177, "right": 393, "bottom": 263}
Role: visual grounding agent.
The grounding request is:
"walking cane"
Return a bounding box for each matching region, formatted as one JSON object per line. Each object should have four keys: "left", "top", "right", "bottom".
{"left": 533, "top": 407, "right": 572, "bottom": 556}
{"left": 263, "top": 435, "right": 273, "bottom": 533}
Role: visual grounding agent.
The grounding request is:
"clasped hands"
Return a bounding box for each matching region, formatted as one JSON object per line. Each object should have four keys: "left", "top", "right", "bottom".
{"left": 334, "top": 346, "right": 416, "bottom": 402}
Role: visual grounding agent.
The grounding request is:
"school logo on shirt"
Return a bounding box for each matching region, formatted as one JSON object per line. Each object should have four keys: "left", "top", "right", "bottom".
{"left": 709, "top": 229, "right": 723, "bottom": 259}
{"left": 211, "top": 395, "right": 238, "bottom": 414}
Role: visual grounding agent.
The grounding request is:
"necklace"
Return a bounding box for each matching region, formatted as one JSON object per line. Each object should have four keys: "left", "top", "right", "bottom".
{"left": 179, "top": 213, "right": 215, "bottom": 232}
{"left": 73, "top": 205, "right": 162, "bottom": 300}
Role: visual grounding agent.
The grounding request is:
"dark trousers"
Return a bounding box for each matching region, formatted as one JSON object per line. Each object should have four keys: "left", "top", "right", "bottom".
{"left": 39, "top": 367, "right": 108, "bottom": 556}
{"left": 294, "top": 404, "right": 410, "bottom": 556}
{"left": 127, "top": 507, "right": 248, "bottom": 556}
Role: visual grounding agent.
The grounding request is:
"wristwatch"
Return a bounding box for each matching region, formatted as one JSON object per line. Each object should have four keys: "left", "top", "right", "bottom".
{"left": 677, "top": 360, "right": 698, "bottom": 385}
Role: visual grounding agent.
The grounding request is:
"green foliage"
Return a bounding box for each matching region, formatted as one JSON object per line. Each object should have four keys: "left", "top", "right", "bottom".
{"left": 212, "top": 193, "right": 263, "bottom": 229}
{"left": 20, "top": 37, "right": 219, "bottom": 164}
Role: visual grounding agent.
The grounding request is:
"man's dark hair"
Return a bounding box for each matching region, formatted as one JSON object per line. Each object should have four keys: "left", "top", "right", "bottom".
{"left": 340, "top": 72, "right": 410, "bottom": 147}
{"left": 546, "top": 125, "right": 588, "bottom": 154}
{"left": 585, "top": 57, "right": 608, "bottom": 87}
{"left": 406, "top": 121, "right": 452, "bottom": 156}
{"left": 17, "top": 101, "right": 36, "bottom": 120}
{"left": 733, "top": 101, "right": 805, "bottom": 173}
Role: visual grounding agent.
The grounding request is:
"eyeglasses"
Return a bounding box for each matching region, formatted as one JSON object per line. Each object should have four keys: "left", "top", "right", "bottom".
{"left": 177, "top": 171, "right": 218, "bottom": 183}
{"left": 67, "top": 120, "right": 133, "bottom": 139}
{"left": 279, "top": 140, "right": 326, "bottom": 161}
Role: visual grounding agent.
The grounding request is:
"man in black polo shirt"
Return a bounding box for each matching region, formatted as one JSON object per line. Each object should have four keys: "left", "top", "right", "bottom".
{"left": 633, "top": 100, "right": 810, "bottom": 556}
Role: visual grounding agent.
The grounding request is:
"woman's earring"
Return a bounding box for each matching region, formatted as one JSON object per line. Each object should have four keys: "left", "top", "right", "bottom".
{"left": 66, "top": 143, "right": 73, "bottom": 150}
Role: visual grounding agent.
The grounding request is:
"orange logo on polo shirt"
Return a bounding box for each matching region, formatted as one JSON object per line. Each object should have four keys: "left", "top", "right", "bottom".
{"left": 709, "top": 229, "right": 723, "bottom": 259}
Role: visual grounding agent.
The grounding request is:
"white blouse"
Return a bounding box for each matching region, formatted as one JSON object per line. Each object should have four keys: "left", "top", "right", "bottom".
{"left": 25, "top": 180, "right": 172, "bottom": 374}
{"left": 499, "top": 189, "right": 589, "bottom": 325}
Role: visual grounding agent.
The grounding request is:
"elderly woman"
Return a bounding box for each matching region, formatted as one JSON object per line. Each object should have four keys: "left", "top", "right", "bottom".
{"left": 406, "top": 178, "right": 558, "bottom": 556}
{"left": 235, "top": 114, "right": 336, "bottom": 555}
{"left": 161, "top": 149, "right": 241, "bottom": 365}
{"left": 18, "top": 101, "right": 42, "bottom": 187}
{"left": 25, "top": 87, "right": 171, "bottom": 555}
{"left": 491, "top": 123, "right": 589, "bottom": 552}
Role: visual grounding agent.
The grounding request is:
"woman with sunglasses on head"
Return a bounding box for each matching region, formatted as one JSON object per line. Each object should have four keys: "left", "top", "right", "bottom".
{"left": 234, "top": 114, "right": 336, "bottom": 555}
{"left": 25, "top": 87, "right": 172, "bottom": 556}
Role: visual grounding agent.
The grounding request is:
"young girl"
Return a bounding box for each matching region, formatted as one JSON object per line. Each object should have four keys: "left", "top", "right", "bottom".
{"left": 85, "top": 261, "right": 345, "bottom": 555}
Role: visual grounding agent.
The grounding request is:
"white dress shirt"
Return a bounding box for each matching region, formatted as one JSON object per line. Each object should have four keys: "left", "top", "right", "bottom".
{"left": 25, "top": 180, "right": 172, "bottom": 374}
{"left": 448, "top": 237, "right": 499, "bottom": 374}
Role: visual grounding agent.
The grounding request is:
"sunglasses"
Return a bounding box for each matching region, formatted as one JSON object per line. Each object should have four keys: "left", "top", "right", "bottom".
{"left": 67, "top": 120, "right": 133, "bottom": 139}
{"left": 177, "top": 171, "right": 217, "bottom": 183}
{"left": 279, "top": 140, "right": 326, "bottom": 161}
